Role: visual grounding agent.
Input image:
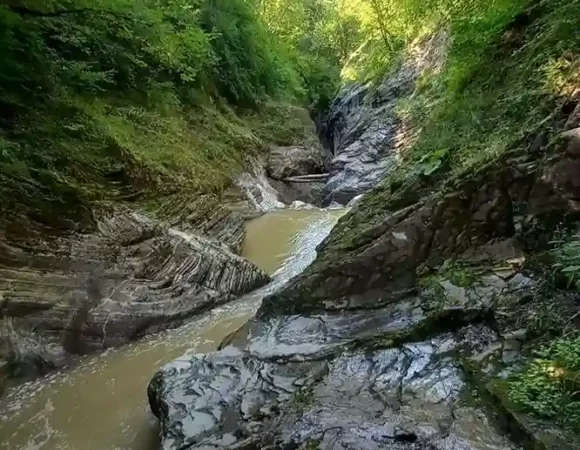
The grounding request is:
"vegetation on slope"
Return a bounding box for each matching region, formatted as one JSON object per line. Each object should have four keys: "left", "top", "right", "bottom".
{"left": 317, "top": 0, "right": 580, "bottom": 258}
{"left": 12, "top": 0, "right": 572, "bottom": 228}
{"left": 304, "top": 0, "right": 580, "bottom": 436}
{"left": 0, "top": 0, "right": 344, "bottom": 226}
{"left": 508, "top": 335, "right": 580, "bottom": 434}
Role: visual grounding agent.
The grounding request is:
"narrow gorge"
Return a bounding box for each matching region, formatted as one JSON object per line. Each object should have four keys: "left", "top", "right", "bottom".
{"left": 1, "top": 1, "right": 580, "bottom": 449}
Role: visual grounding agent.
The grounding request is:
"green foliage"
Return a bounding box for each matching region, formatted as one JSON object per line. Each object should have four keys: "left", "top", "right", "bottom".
{"left": 0, "top": 0, "right": 335, "bottom": 223}
{"left": 200, "top": 0, "right": 298, "bottom": 107}
{"left": 302, "top": 439, "right": 321, "bottom": 450}
{"left": 319, "top": 0, "right": 580, "bottom": 264}
{"left": 292, "top": 387, "right": 314, "bottom": 412}
{"left": 416, "top": 148, "right": 448, "bottom": 176}
{"left": 508, "top": 336, "right": 580, "bottom": 433}
{"left": 439, "top": 260, "right": 479, "bottom": 288}
{"left": 405, "top": 0, "right": 580, "bottom": 176}
{"left": 256, "top": 0, "right": 344, "bottom": 108}
{"left": 551, "top": 230, "right": 580, "bottom": 290}
{"left": 419, "top": 260, "right": 480, "bottom": 290}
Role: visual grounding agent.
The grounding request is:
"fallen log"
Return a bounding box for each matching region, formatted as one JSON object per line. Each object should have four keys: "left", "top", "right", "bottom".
{"left": 283, "top": 173, "right": 330, "bottom": 183}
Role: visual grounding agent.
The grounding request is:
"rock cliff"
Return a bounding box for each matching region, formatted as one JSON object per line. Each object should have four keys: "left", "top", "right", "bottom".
{"left": 0, "top": 201, "right": 269, "bottom": 376}
{"left": 319, "top": 32, "right": 448, "bottom": 205}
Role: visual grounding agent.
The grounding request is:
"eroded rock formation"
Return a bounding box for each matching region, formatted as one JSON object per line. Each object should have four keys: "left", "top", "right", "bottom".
{"left": 149, "top": 272, "right": 528, "bottom": 450}
{"left": 266, "top": 145, "right": 326, "bottom": 181}
{"left": 148, "top": 98, "right": 580, "bottom": 449}
{"left": 320, "top": 32, "right": 448, "bottom": 205}
{"left": 0, "top": 207, "right": 269, "bottom": 374}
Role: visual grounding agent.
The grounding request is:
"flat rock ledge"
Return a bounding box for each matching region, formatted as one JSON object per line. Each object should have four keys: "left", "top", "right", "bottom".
{"left": 148, "top": 272, "right": 526, "bottom": 450}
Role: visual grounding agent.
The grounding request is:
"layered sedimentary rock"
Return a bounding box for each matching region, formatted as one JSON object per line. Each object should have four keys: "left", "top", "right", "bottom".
{"left": 0, "top": 210, "right": 269, "bottom": 364}
{"left": 149, "top": 103, "right": 580, "bottom": 450}
{"left": 148, "top": 272, "right": 523, "bottom": 450}
{"left": 266, "top": 145, "right": 326, "bottom": 181}
{"left": 262, "top": 122, "right": 580, "bottom": 315}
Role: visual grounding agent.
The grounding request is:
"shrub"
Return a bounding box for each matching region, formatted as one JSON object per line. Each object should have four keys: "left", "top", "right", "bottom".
{"left": 508, "top": 336, "right": 580, "bottom": 433}
{"left": 551, "top": 231, "right": 580, "bottom": 290}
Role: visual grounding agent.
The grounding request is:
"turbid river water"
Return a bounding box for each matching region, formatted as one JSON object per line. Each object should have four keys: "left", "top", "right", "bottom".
{"left": 0, "top": 208, "right": 345, "bottom": 450}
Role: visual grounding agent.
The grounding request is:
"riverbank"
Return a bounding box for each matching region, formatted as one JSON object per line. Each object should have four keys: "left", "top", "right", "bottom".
{"left": 0, "top": 207, "right": 345, "bottom": 450}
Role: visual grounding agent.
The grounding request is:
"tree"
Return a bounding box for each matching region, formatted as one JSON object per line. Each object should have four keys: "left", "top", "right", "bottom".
{"left": 366, "top": 0, "right": 395, "bottom": 53}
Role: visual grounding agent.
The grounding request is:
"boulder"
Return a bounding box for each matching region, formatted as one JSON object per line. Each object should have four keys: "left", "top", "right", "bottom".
{"left": 266, "top": 146, "right": 326, "bottom": 181}
{"left": 149, "top": 302, "right": 514, "bottom": 450}
{"left": 268, "top": 178, "right": 325, "bottom": 206}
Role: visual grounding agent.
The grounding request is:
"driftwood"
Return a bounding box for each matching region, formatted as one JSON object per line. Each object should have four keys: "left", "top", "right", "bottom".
{"left": 283, "top": 173, "right": 329, "bottom": 183}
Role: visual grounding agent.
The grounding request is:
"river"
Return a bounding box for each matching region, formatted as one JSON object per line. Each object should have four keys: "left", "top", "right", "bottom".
{"left": 0, "top": 208, "right": 345, "bottom": 450}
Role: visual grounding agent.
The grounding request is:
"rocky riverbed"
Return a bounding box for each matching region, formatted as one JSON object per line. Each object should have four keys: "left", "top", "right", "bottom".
{"left": 147, "top": 37, "right": 580, "bottom": 450}
{"left": 3, "top": 26, "right": 580, "bottom": 450}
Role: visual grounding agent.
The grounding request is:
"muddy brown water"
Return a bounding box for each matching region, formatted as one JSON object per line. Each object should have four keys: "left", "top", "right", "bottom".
{"left": 0, "top": 208, "right": 345, "bottom": 450}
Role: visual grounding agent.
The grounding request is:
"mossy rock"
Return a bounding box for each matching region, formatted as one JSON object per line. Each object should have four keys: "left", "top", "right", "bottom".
{"left": 0, "top": 359, "right": 8, "bottom": 398}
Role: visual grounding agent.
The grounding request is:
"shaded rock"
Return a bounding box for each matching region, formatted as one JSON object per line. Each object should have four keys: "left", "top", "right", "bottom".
{"left": 268, "top": 178, "right": 325, "bottom": 207}
{"left": 263, "top": 133, "right": 580, "bottom": 316}
{"left": 148, "top": 245, "right": 544, "bottom": 450}
{"left": 261, "top": 179, "right": 515, "bottom": 315}
{"left": 0, "top": 211, "right": 269, "bottom": 355}
{"left": 266, "top": 146, "right": 326, "bottom": 181}
{"left": 247, "top": 298, "right": 425, "bottom": 361}
{"left": 320, "top": 32, "right": 448, "bottom": 205}
{"left": 149, "top": 322, "right": 515, "bottom": 450}
{"left": 564, "top": 92, "right": 580, "bottom": 130}
{"left": 560, "top": 127, "right": 580, "bottom": 158}
{"left": 273, "top": 335, "right": 515, "bottom": 450}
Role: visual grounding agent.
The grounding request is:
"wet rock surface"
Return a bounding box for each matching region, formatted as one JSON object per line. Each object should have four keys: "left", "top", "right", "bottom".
{"left": 320, "top": 32, "right": 448, "bottom": 205}
{"left": 149, "top": 315, "right": 517, "bottom": 450}
{"left": 148, "top": 34, "right": 580, "bottom": 450}
{"left": 148, "top": 272, "right": 523, "bottom": 450}
{"left": 0, "top": 210, "right": 269, "bottom": 359}
{"left": 149, "top": 119, "right": 580, "bottom": 450}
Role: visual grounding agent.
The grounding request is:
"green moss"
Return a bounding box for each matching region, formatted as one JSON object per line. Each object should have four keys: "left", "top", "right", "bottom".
{"left": 493, "top": 287, "right": 576, "bottom": 344}
{"left": 302, "top": 439, "right": 321, "bottom": 450}
{"left": 0, "top": 96, "right": 315, "bottom": 225}
{"left": 292, "top": 387, "right": 315, "bottom": 413}
{"left": 357, "top": 305, "right": 490, "bottom": 351}
{"left": 315, "top": 168, "right": 426, "bottom": 264}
